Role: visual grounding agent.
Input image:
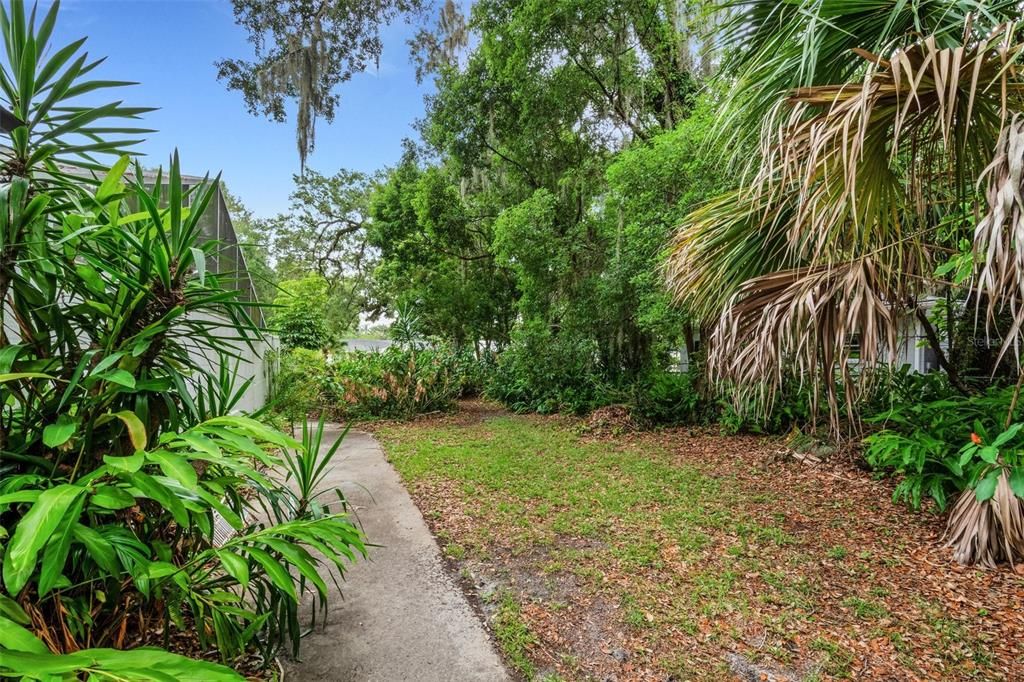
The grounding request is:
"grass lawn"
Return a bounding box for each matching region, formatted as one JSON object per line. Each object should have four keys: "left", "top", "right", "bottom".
{"left": 375, "top": 402, "right": 1024, "bottom": 681}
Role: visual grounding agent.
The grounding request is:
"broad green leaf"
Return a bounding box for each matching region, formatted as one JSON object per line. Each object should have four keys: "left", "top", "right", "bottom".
{"left": 978, "top": 446, "right": 999, "bottom": 464}
{"left": 263, "top": 538, "right": 326, "bottom": 598}
{"left": 89, "top": 351, "right": 125, "bottom": 376}
{"left": 175, "top": 432, "right": 221, "bottom": 458}
{"left": 0, "top": 615, "right": 48, "bottom": 653}
{"left": 216, "top": 550, "right": 249, "bottom": 588}
{"left": 72, "top": 524, "right": 121, "bottom": 575}
{"left": 147, "top": 451, "right": 197, "bottom": 489}
{"left": 242, "top": 546, "right": 296, "bottom": 600}
{"left": 126, "top": 472, "right": 188, "bottom": 526}
{"left": 0, "top": 372, "right": 52, "bottom": 383}
{"left": 0, "top": 343, "right": 24, "bottom": 372}
{"left": 0, "top": 490, "right": 41, "bottom": 506}
{"left": 38, "top": 494, "right": 86, "bottom": 597}
{"left": 102, "top": 450, "right": 144, "bottom": 473}
{"left": 0, "top": 593, "right": 30, "bottom": 625}
{"left": 3, "top": 484, "right": 84, "bottom": 595}
{"left": 97, "top": 369, "right": 136, "bottom": 389}
{"left": 143, "top": 560, "right": 181, "bottom": 580}
{"left": 0, "top": 648, "right": 244, "bottom": 680}
{"left": 992, "top": 423, "right": 1023, "bottom": 448}
{"left": 89, "top": 485, "right": 136, "bottom": 510}
{"left": 206, "top": 416, "right": 299, "bottom": 449}
{"left": 194, "top": 489, "right": 242, "bottom": 530}
{"left": 975, "top": 469, "right": 1001, "bottom": 502}
{"left": 42, "top": 414, "right": 77, "bottom": 448}
{"left": 75, "top": 263, "right": 105, "bottom": 294}
{"left": 1010, "top": 467, "right": 1024, "bottom": 500}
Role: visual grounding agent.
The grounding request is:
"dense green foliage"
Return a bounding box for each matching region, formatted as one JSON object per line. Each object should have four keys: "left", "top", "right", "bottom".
{"left": 0, "top": 4, "right": 363, "bottom": 676}
{"left": 354, "top": 1, "right": 734, "bottom": 412}
{"left": 223, "top": 0, "right": 735, "bottom": 425}
{"left": 271, "top": 274, "right": 333, "bottom": 350}
{"left": 864, "top": 381, "right": 1024, "bottom": 511}
{"left": 271, "top": 345, "right": 488, "bottom": 422}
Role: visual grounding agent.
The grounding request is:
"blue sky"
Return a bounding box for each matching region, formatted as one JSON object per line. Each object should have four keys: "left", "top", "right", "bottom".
{"left": 44, "top": 0, "right": 433, "bottom": 217}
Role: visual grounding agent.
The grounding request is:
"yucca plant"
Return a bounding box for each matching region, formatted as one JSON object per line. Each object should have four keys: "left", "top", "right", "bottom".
{"left": 283, "top": 416, "right": 354, "bottom": 519}
{"left": 0, "top": 0, "right": 152, "bottom": 184}
{"left": 0, "top": 1, "right": 366, "bottom": 677}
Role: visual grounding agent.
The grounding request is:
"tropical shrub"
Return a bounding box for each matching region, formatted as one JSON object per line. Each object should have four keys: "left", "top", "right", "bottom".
{"left": 434, "top": 343, "right": 493, "bottom": 398}
{"left": 945, "top": 422, "right": 1024, "bottom": 567}
{"left": 627, "top": 371, "right": 706, "bottom": 427}
{"left": 0, "top": 4, "right": 364, "bottom": 676}
{"left": 486, "top": 322, "right": 608, "bottom": 414}
{"left": 863, "top": 385, "right": 1021, "bottom": 511}
{"left": 326, "top": 347, "right": 458, "bottom": 419}
{"left": 271, "top": 344, "right": 481, "bottom": 421}
{"left": 270, "top": 346, "right": 331, "bottom": 424}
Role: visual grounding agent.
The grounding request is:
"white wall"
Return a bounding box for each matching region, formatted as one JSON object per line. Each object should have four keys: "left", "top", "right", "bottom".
{"left": 180, "top": 311, "right": 275, "bottom": 415}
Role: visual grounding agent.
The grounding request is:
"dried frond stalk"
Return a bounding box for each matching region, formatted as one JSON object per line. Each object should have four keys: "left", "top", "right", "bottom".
{"left": 944, "top": 470, "right": 1024, "bottom": 568}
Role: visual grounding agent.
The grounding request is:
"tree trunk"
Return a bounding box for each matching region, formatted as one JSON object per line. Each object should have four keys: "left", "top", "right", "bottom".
{"left": 916, "top": 307, "right": 971, "bottom": 396}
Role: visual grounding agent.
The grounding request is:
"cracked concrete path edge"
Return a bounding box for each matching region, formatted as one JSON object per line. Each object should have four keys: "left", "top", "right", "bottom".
{"left": 280, "top": 427, "right": 512, "bottom": 682}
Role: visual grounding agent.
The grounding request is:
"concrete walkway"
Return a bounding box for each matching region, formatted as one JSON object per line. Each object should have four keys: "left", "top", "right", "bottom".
{"left": 282, "top": 427, "right": 510, "bottom": 682}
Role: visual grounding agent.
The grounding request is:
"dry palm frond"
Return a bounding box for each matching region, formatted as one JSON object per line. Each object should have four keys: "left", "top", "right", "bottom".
{"left": 663, "top": 189, "right": 798, "bottom": 322}
{"left": 944, "top": 469, "right": 1024, "bottom": 567}
{"left": 974, "top": 113, "right": 1024, "bottom": 366}
{"left": 707, "top": 258, "right": 901, "bottom": 432}
{"left": 757, "top": 26, "right": 1023, "bottom": 265}
{"left": 666, "top": 24, "right": 1024, "bottom": 429}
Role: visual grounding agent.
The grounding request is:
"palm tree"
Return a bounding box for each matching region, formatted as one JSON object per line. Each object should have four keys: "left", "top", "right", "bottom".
{"left": 666, "top": 3, "right": 1024, "bottom": 565}
{"left": 668, "top": 4, "right": 1024, "bottom": 421}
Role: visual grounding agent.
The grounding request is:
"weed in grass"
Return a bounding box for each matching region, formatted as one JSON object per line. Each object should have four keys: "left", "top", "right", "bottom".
{"left": 755, "top": 524, "right": 798, "bottom": 546}
{"left": 612, "top": 538, "right": 661, "bottom": 568}
{"left": 692, "top": 569, "right": 745, "bottom": 617}
{"left": 759, "top": 570, "right": 816, "bottom": 611}
{"left": 842, "top": 596, "right": 889, "bottom": 620}
{"left": 621, "top": 594, "right": 654, "bottom": 629}
{"left": 558, "top": 652, "right": 582, "bottom": 674}
{"left": 826, "top": 545, "right": 848, "bottom": 560}
{"left": 493, "top": 592, "right": 536, "bottom": 678}
{"left": 765, "top": 643, "right": 793, "bottom": 664}
{"left": 444, "top": 543, "right": 467, "bottom": 560}
{"left": 925, "top": 609, "right": 993, "bottom": 668}
{"left": 811, "top": 637, "right": 854, "bottom": 678}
